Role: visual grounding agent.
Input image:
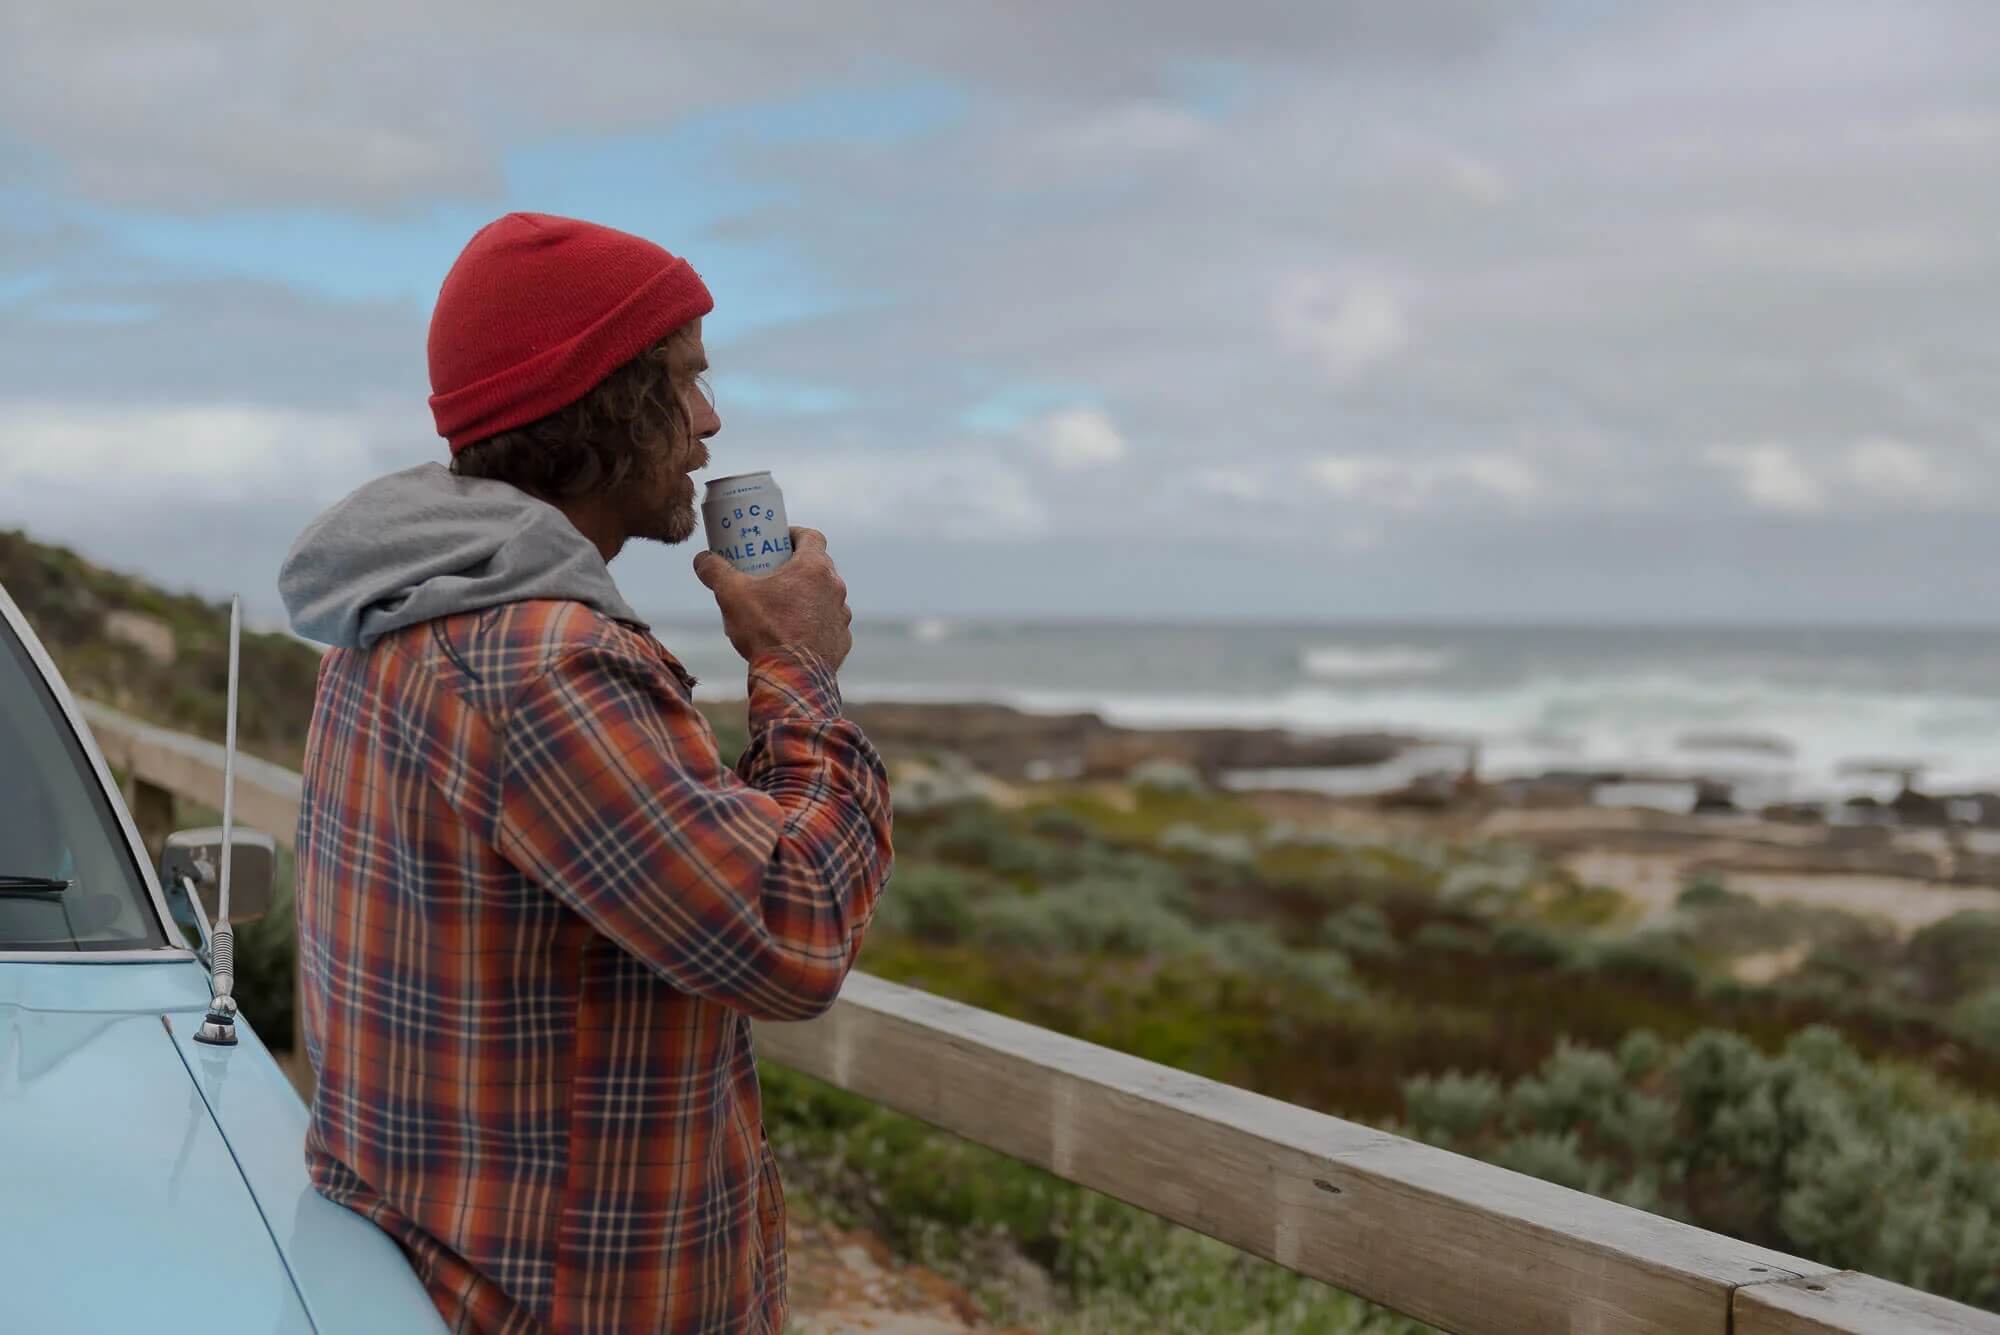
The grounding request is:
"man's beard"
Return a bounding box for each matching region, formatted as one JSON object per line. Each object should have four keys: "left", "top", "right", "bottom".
{"left": 629, "top": 434, "right": 704, "bottom": 545}
{"left": 634, "top": 491, "right": 698, "bottom": 545}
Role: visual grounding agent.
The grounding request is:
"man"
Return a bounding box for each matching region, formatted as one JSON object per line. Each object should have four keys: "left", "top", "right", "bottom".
{"left": 278, "top": 212, "right": 893, "bottom": 1334}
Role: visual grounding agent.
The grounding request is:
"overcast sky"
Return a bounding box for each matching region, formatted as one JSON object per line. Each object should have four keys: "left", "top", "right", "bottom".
{"left": 2, "top": 1, "right": 1997, "bottom": 626}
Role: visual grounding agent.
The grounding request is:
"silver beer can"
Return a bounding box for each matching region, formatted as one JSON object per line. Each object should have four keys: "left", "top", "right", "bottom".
{"left": 701, "top": 471, "right": 794, "bottom": 574}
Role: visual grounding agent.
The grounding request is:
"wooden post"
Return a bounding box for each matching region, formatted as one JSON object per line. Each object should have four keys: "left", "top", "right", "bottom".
{"left": 130, "top": 776, "right": 175, "bottom": 865}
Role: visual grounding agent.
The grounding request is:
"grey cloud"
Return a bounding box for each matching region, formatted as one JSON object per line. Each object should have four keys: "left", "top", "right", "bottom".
{"left": 0, "top": 268, "right": 427, "bottom": 411}
{"left": 2, "top": 0, "right": 1514, "bottom": 211}
{"left": 4, "top": 1, "right": 2000, "bottom": 621}
{"left": 716, "top": 2, "right": 2000, "bottom": 512}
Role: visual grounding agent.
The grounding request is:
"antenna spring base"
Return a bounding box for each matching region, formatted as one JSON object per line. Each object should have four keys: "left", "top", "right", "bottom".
{"left": 194, "top": 994, "right": 239, "bottom": 1047}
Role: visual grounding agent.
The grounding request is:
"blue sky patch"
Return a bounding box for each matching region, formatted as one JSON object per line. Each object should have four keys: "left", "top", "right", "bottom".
{"left": 712, "top": 372, "right": 858, "bottom": 417}
{"left": 19, "top": 77, "right": 967, "bottom": 340}
{"left": 959, "top": 381, "right": 1101, "bottom": 433}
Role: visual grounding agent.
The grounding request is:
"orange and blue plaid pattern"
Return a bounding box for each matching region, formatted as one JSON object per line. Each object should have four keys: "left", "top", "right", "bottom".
{"left": 293, "top": 600, "right": 892, "bottom": 1333}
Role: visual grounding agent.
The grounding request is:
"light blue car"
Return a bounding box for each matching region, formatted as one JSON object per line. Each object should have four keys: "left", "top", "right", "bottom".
{"left": 0, "top": 583, "right": 444, "bottom": 1333}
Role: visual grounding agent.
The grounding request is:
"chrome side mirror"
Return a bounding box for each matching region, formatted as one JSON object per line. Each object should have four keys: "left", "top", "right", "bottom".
{"left": 160, "top": 827, "right": 277, "bottom": 925}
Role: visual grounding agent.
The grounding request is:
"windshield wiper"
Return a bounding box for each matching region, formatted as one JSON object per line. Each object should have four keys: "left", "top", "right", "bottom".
{"left": 0, "top": 874, "right": 72, "bottom": 895}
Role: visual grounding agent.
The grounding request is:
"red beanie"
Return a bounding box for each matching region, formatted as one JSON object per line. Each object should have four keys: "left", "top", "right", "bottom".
{"left": 427, "top": 212, "right": 715, "bottom": 453}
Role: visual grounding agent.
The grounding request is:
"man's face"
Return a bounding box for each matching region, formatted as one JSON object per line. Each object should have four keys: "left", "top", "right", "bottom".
{"left": 629, "top": 318, "right": 721, "bottom": 546}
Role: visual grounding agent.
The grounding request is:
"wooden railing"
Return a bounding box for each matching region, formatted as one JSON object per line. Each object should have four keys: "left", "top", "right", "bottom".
{"left": 83, "top": 701, "right": 1997, "bottom": 1335}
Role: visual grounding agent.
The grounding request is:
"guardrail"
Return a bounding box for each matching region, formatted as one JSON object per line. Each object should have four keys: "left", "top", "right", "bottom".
{"left": 82, "top": 701, "right": 1998, "bottom": 1335}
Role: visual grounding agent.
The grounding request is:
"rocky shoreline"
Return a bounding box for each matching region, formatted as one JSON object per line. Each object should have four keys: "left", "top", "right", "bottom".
{"left": 832, "top": 699, "right": 2000, "bottom": 930}
{"left": 842, "top": 698, "right": 2000, "bottom": 826}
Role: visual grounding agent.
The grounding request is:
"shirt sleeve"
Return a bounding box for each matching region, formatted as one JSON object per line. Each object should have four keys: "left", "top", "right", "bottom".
{"left": 495, "top": 637, "right": 893, "bottom": 1021}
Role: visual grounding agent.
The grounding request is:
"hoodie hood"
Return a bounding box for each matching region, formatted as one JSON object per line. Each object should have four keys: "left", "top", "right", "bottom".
{"left": 279, "top": 463, "right": 647, "bottom": 648}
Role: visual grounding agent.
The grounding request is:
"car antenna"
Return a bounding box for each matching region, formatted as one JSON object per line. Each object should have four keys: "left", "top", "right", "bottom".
{"left": 193, "top": 595, "right": 243, "bottom": 1048}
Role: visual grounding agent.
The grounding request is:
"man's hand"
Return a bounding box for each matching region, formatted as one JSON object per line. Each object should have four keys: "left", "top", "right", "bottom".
{"left": 694, "top": 527, "right": 855, "bottom": 671}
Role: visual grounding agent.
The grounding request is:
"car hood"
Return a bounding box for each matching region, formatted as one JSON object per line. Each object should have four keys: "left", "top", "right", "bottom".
{"left": 0, "top": 961, "right": 444, "bottom": 1333}
{"left": 0, "top": 963, "right": 315, "bottom": 1332}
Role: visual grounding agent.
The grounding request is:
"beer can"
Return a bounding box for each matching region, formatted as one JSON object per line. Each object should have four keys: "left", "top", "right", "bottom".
{"left": 701, "top": 471, "right": 794, "bottom": 574}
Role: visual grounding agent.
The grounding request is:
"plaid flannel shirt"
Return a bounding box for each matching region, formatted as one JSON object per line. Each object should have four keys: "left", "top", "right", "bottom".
{"left": 294, "top": 599, "right": 892, "bottom": 1333}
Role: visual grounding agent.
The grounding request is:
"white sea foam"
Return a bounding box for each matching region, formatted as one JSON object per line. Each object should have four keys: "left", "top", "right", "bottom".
{"left": 835, "top": 670, "right": 2000, "bottom": 802}
{"left": 666, "top": 616, "right": 2000, "bottom": 805}
{"left": 1298, "top": 644, "right": 1455, "bottom": 681}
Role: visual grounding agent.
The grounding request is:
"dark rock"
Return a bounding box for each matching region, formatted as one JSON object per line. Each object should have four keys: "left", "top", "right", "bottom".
{"left": 1493, "top": 773, "right": 1602, "bottom": 808}
{"left": 842, "top": 700, "right": 1415, "bottom": 783}
{"left": 1692, "top": 779, "right": 1737, "bottom": 814}
{"left": 1377, "top": 770, "right": 1463, "bottom": 810}
{"left": 1677, "top": 730, "right": 1797, "bottom": 758}
{"left": 1890, "top": 786, "right": 1953, "bottom": 827}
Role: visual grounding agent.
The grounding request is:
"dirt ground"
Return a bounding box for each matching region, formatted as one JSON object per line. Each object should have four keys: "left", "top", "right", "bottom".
{"left": 1244, "top": 788, "right": 2000, "bottom": 936}
{"left": 786, "top": 1215, "right": 1032, "bottom": 1335}
{"left": 1565, "top": 848, "right": 2000, "bottom": 934}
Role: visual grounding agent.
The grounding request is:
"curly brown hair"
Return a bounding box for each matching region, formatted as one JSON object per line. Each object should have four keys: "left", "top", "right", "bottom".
{"left": 449, "top": 325, "right": 704, "bottom": 500}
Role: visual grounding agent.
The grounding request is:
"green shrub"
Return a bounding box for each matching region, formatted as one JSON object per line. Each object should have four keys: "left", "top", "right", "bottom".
{"left": 1905, "top": 912, "right": 2000, "bottom": 1005}
{"left": 1026, "top": 806, "right": 1092, "bottom": 840}
{"left": 1507, "top": 1041, "right": 1627, "bottom": 1133}
{"left": 1158, "top": 822, "right": 1256, "bottom": 866}
{"left": 975, "top": 877, "right": 1201, "bottom": 958}
{"left": 969, "top": 894, "right": 1070, "bottom": 954}
{"left": 1437, "top": 846, "right": 1539, "bottom": 906}
{"left": 1533, "top": 879, "right": 1631, "bottom": 929}
{"left": 1491, "top": 1129, "right": 1605, "bottom": 1193}
{"left": 1404, "top": 1070, "right": 1503, "bottom": 1141}
{"left": 937, "top": 800, "right": 1189, "bottom": 895}
{"left": 1797, "top": 942, "right": 1875, "bottom": 990}
{"left": 1676, "top": 873, "right": 1751, "bottom": 911}
{"left": 871, "top": 864, "right": 984, "bottom": 944}
{"left": 1616, "top": 1029, "right": 1666, "bottom": 1078}
{"left": 1490, "top": 920, "right": 1576, "bottom": 967}
{"left": 1403, "top": 1026, "right": 2000, "bottom": 1310}
{"left": 1198, "top": 921, "right": 1358, "bottom": 994}
{"left": 1409, "top": 921, "right": 1489, "bottom": 955}
{"left": 1660, "top": 895, "right": 1892, "bottom": 977}
{"left": 1583, "top": 936, "right": 1701, "bottom": 992}
{"left": 1059, "top": 843, "right": 1190, "bottom": 895}
{"left": 1952, "top": 988, "right": 2000, "bottom": 1049}
{"left": 1321, "top": 903, "right": 1400, "bottom": 959}
{"left": 924, "top": 804, "right": 1057, "bottom": 881}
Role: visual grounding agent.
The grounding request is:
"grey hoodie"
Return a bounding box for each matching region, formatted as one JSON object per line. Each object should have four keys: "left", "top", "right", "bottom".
{"left": 279, "top": 463, "right": 647, "bottom": 649}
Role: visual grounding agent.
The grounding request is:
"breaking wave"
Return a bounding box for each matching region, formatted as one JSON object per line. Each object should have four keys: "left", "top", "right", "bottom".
{"left": 1299, "top": 644, "right": 1456, "bottom": 681}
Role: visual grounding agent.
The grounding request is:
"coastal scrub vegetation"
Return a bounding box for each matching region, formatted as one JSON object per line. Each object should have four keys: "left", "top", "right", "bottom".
{"left": 1, "top": 530, "right": 321, "bottom": 768}
{"left": 1403, "top": 1029, "right": 2000, "bottom": 1309}
{"left": 15, "top": 531, "right": 2000, "bottom": 1325}
{"left": 858, "top": 788, "right": 2000, "bottom": 1314}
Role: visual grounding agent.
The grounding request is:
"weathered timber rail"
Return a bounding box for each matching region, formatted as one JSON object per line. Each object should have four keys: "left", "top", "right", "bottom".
{"left": 82, "top": 701, "right": 1999, "bottom": 1335}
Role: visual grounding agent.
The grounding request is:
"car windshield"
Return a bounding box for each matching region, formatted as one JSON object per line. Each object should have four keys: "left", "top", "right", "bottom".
{"left": 0, "top": 615, "right": 165, "bottom": 951}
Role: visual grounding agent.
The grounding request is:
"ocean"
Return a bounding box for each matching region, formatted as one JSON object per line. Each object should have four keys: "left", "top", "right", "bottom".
{"left": 651, "top": 619, "right": 2000, "bottom": 807}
